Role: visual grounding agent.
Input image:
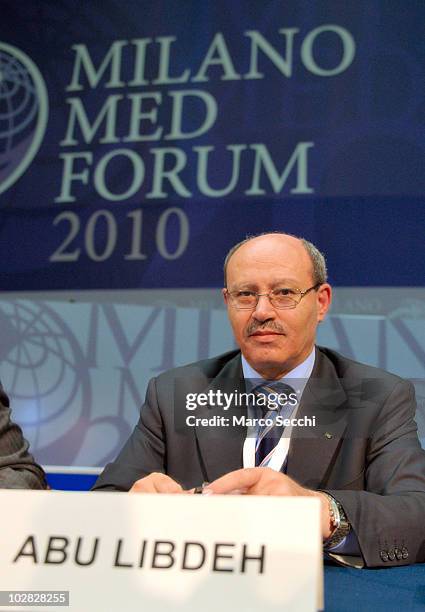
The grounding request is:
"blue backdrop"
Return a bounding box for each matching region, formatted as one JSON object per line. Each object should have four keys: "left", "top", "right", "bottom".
{"left": 0, "top": 1, "right": 423, "bottom": 485}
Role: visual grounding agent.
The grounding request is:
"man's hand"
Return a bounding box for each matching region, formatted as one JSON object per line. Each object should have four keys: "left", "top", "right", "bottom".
{"left": 129, "top": 472, "right": 184, "bottom": 493}
{"left": 205, "top": 467, "right": 333, "bottom": 540}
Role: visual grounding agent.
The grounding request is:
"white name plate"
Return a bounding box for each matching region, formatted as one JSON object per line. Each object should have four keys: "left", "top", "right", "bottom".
{"left": 0, "top": 490, "right": 323, "bottom": 612}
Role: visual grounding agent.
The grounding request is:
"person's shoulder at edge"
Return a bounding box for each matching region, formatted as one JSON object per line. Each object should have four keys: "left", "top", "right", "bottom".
{"left": 0, "top": 383, "right": 47, "bottom": 490}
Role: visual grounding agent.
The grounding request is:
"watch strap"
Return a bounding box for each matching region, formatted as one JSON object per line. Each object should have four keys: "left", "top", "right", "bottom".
{"left": 321, "top": 491, "right": 351, "bottom": 549}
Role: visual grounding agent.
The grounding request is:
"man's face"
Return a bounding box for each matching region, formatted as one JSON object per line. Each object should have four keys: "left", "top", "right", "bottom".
{"left": 223, "top": 235, "right": 332, "bottom": 379}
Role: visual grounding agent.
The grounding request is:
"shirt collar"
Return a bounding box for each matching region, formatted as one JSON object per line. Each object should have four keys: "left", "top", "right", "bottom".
{"left": 241, "top": 346, "right": 316, "bottom": 397}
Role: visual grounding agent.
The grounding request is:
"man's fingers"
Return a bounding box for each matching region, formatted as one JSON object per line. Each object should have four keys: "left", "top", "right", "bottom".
{"left": 129, "top": 472, "right": 183, "bottom": 494}
{"left": 205, "top": 468, "right": 296, "bottom": 495}
{"left": 130, "top": 479, "right": 156, "bottom": 493}
{"left": 157, "top": 482, "right": 184, "bottom": 493}
{"left": 205, "top": 468, "right": 265, "bottom": 494}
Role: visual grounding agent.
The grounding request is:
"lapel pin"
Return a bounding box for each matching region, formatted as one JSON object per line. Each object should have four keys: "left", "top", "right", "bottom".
{"left": 324, "top": 432, "right": 333, "bottom": 439}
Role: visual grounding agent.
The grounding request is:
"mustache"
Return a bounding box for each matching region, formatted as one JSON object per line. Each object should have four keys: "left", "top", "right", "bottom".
{"left": 246, "top": 321, "right": 286, "bottom": 335}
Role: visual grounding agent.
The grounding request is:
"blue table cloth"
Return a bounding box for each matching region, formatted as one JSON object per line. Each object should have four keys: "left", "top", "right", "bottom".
{"left": 325, "top": 563, "right": 425, "bottom": 611}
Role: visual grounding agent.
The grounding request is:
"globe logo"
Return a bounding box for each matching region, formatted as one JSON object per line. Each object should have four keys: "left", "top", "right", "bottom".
{"left": 0, "top": 42, "right": 48, "bottom": 197}
{"left": 0, "top": 300, "right": 92, "bottom": 465}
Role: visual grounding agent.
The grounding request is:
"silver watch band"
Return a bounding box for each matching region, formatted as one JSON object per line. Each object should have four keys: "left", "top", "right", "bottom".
{"left": 321, "top": 491, "right": 351, "bottom": 549}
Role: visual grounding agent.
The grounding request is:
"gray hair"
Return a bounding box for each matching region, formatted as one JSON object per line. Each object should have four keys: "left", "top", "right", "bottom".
{"left": 223, "top": 232, "right": 328, "bottom": 287}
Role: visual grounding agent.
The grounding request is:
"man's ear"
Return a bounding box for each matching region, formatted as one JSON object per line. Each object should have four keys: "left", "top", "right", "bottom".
{"left": 222, "top": 288, "right": 229, "bottom": 305}
{"left": 317, "top": 283, "right": 332, "bottom": 322}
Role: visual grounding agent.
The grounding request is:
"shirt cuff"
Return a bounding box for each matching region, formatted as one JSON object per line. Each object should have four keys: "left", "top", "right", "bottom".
{"left": 326, "top": 530, "right": 361, "bottom": 556}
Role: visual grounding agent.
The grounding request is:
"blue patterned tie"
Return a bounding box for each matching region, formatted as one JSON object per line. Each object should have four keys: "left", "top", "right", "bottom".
{"left": 253, "top": 382, "right": 297, "bottom": 467}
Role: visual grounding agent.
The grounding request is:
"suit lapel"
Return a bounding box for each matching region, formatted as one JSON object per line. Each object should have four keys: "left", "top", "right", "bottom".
{"left": 194, "top": 354, "right": 247, "bottom": 482}
{"left": 286, "top": 348, "right": 348, "bottom": 488}
{"left": 193, "top": 348, "right": 349, "bottom": 487}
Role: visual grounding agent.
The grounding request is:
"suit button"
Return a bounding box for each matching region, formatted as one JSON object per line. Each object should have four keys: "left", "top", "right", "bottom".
{"left": 388, "top": 549, "right": 396, "bottom": 561}
{"left": 380, "top": 550, "right": 389, "bottom": 562}
{"left": 401, "top": 547, "right": 409, "bottom": 559}
{"left": 394, "top": 548, "right": 403, "bottom": 560}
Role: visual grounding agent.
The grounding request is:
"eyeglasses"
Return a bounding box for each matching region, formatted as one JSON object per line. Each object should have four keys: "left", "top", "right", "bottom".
{"left": 225, "top": 283, "right": 321, "bottom": 310}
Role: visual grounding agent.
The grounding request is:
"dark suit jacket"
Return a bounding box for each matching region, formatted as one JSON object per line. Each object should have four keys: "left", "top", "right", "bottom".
{"left": 0, "top": 384, "right": 46, "bottom": 489}
{"left": 93, "top": 347, "right": 425, "bottom": 568}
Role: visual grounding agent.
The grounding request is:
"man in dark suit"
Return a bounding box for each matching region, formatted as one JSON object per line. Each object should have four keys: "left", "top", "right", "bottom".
{"left": 0, "top": 384, "right": 46, "bottom": 489}
{"left": 93, "top": 233, "right": 425, "bottom": 568}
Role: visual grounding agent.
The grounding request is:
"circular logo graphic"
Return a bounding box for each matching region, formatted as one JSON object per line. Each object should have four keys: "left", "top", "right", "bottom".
{"left": 0, "top": 42, "right": 48, "bottom": 196}
{"left": 0, "top": 300, "right": 92, "bottom": 464}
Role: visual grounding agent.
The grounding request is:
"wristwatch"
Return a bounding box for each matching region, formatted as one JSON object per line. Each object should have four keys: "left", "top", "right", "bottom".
{"left": 320, "top": 492, "right": 351, "bottom": 549}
